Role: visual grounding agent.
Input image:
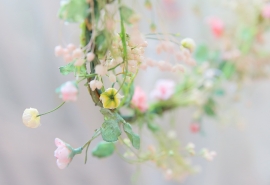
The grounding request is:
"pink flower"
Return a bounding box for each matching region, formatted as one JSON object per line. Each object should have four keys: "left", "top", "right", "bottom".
{"left": 262, "top": 4, "right": 270, "bottom": 18}
{"left": 207, "top": 17, "right": 224, "bottom": 38}
{"left": 54, "top": 138, "right": 82, "bottom": 169}
{"left": 54, "top": 138, "right": 73, "bottom": 169}
{"left": 190, "top": 123, "right": 200, "bottom": 133}
{"left": 59, "top": 81, "right": 78, "bottom": 102}
{"left": 131, "top": 86, "right": 148, "bottom": 112}
{"left": 150, "top": 79, "right": 175, "bottom": 100}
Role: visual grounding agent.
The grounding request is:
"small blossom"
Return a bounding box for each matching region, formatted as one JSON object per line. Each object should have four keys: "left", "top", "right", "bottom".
{"left": 207, "top": 17, "right": 224, "bottom": 38}
{"left": 190, "top": 123, "right": 200, "bottom": 133}
{"left": 22, "top": 108, "right": 41, "bottom": 128}
{"left": 89, "top": 80, "right": 97, "bottom": 91}
{"left": 262, "top": 3, "right": 270, "bottom": 18}
{"left": 66, "top": 44, "right": 76, "bottom": 52}
{"left": 100, "top": 88, "right": 123, "bottom": 109}
{"left": 72, "top": 48, "right": 83, "bottom": 59}
{"left": 131, "top": 86, "right": 148, "bottom": 112}
{"left": 181, "top": 38, "right": 196, "bottom": 52}
{"left": 59, "top": 81, "right": 78, "bottom": 102}
{"left": 74, "top": 58, "right": 84, "bottom": 66}
{"left": 64, "top": 54, "right": 73, "bottom": 63}
{"left": 186, "top": 142, "right": 195, "bottom": 156}
{"left": 95, "top": 80, "right": 103, "bottom": 90}
{"left": 54, "top": 138, "right": 82, "bottom": 169}
{"left": 150, "top": 79, "right": 175, "bottom": 100}
{"left": 86, "top": 52, "right": 95, "bottom": 62}
{"left": 95, "top": 65, "right": 108, "bottom": 76}
{"left": 201, "top": 148, "right": 217, "bottom": 161}
{"left": 55, "top": 45, "right": 64, "bottom": 56}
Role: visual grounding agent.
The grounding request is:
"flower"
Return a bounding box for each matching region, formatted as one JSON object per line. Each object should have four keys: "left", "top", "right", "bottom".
{"left": 59, "top": 81, "right": 78, "bottom": 102}
{"left": 150, "top": 79, "right": 175, "bottom": 100}
{"left": 54, "top": 138, "right": 82, "bottom": 169}
{"left": 262, "top": 3, "right": 270, "bottom": 18}
{"left": 22, "top": 108, "right": 41, "bottom": 128}
{"left": 190, "top": 123, "right": 200, "bottom": 133}
{"left": 181, "top": 38, "right": 196, "bottom": 52}
{"left": 100, "top": 88, "right": 123, "bottom": 109}
{"left": 131, "top": 86, "right": 148, "bottom": 112}
{"left": 206, "top": 17, "right": 224, "bottom": 38}
{"left": 201, "top": 148, "right": 217, "bottom": 161}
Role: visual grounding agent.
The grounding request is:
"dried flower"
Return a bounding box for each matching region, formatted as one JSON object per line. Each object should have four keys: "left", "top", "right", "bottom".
{"left": 22, "top": 108, "right": 41, "bottom": 128}
{"left": 131, "top": 86, "right": 148, "bottom": 112}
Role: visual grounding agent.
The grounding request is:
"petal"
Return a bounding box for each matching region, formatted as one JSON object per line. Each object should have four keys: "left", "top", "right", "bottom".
{"left": 56, "top": 159, "right": 68, "bottom": 169}
{"left": 55, "top": 138, "right": 65, "bottom": 147}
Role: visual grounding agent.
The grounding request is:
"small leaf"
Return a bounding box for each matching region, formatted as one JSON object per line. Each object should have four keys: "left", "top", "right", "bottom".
{"left": 219, "top": 62, "right": 236, "bottom": 79}
{"left": 92, "top": 141, "right": 115, "bottom": 158}
{"left": 119, "top": 6, "right": 135, "bottom": 24}
{"left": 123, "top": 122, "right": 140, "bottom": 149}
{"left": 147, "top": 122, "right": 159, "bottom": 132}
{"left": 58, "top": 0, "right": 89, "bottom": 23}
{"left": 194, "top": 44, "right": 209, "bottom": 63}
{"left": 203, "top": 98, "right": 216, "bottom": 116}
{"left": 59, "top": 62, "right": 75, "bottom": 75}
{"left": 101, "top": 120, "right": 121, "bottom": 142}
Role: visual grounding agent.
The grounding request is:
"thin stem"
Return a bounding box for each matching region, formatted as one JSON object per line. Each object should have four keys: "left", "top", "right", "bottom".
{"left": 108, "top": 62, "right": 124, "bottom": 71}
{"left": 36, "top": 102, "right": 65, "bottom": 117}
{"left": 145, "top": 32, "right": 181, "bottom": 37}
{"left": 145, "top": 37, "right": 180, "bottom": 45}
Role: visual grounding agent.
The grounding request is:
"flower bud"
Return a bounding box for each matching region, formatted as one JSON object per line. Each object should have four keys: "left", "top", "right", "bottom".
{"left": 22, "top": 108, "right": 41, "bottom": 128}
{"left": 181, "top": 38, "right": 196, "bottom": 52}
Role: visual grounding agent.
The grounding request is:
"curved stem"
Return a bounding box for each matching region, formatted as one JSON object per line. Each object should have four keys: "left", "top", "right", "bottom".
{"left": 36, "top": 102, "right": 65, "bottom": 117}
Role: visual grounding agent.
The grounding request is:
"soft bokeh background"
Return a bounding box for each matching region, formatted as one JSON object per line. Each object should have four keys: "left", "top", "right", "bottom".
{"left": 1, "top": 0, "right": 270, "bottom": 184}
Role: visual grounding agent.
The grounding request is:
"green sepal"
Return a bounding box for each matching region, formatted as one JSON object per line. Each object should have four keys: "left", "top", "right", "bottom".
{"left": 58, "top": 0, "right": 89, "bottom": 23}
{"left": 92, "top": 141, "right": 115, "bottom": 158}
{"left": 123, "top": 122, "right": 140, "bottom": 149}
{"left": 101, "top": 120, "right": 122, "bottom": 142}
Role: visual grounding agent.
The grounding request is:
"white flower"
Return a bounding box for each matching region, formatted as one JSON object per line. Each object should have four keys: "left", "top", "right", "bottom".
{"left": 95, "top": 65, "right": 108, "bottom": 76}
{"left": 181, "top": 38, "right": 196, "bottom": 52}
{"left": 22, "top": 108, "right": 41, "bottom": 128}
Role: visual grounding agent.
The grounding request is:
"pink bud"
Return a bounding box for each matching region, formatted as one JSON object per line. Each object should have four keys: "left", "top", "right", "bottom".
{"left": 190, "top": 123, "right": 200, "bottom": 133}
{"left": 95, "top": 65, "right": 107, "bottom": 76}
{"left": 60, "top": 81, "right": 78, "bottom": 102}
{"left": 89, "top": 80, "right": 97, "bottom": 91}
{"left": 109, "top": 74, "right": 116, "bottom": 83}
{"left": 64, "top": 54, "right": 73, "bottom": 63}
{"left": 262, "top": 4, "right": 270, "bottom": 18}
{"left": 72, "top": 48, "right": 83, "bottom": 59}
{"left": 86, "top": 52, "right": 95, "bottom": 62}
{"left": 131, "top": 86, "right": 148, "bottom": 112}
{"left": 67, "top": 44, "right": 76, "bottom": 52}
{"left": 74, "top": 58, "right": 84, "bottom": 66}
{"left": 95, "top": 81, "right": 103, "bottom": 90}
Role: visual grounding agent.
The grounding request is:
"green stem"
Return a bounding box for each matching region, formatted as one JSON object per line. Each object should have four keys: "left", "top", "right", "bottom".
{"left": 36, "top": 102, "right": 65, "bottom": 117}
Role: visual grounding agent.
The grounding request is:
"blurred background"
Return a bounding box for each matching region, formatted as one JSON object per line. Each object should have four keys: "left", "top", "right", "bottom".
{"left": 1, "top": 0, "right": 270, "bottom": 184}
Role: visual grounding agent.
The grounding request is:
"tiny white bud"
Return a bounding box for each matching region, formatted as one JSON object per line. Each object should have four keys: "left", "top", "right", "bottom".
{"left": 181, "top": 38, "right": 196, "bottom": 52}
{"left": 95, "top": 80, "right": 103, "bottom": 89}
{"left": 22, "top": 108, "right": 41, "bottom": 128}
{"left": 89, "top": 80, "right": 97, "bottom": 91}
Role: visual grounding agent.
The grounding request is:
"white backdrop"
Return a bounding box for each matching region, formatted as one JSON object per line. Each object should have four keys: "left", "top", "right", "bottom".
{"left": 1, "top": 0, "right": 270, "bottom": 184}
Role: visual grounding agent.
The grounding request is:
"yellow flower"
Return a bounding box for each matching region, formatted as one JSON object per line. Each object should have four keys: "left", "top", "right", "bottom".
{"left": 100, "top": 88, "right": 123, "bottom": 109}
{"left": 22, "top": 108, "right": 41, "bottom": 128}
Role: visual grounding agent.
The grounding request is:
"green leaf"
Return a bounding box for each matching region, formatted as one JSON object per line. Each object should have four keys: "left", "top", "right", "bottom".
{"left": 101, "top": 120, "right": 121, "bottom": 142}
{"left": 92, "top": 141, "right": 115, "bottom": 158}
{"left": 58, "top": 0, "right": 89, "bottom": 23}
{"left": 219, "top": 62, "right": 236, "bottom": 79}
{"left": 194, "top": 44, "right": 209, "bottom": 63}
{"left": 95, "top": 31, "right": 111, "bottom": 57}
{"left": 123, "top": 122, "right": 140, "bottom": 149}
{"left": 100, "top": 109, "right": 125, "bottom": 124}
{"left": 119, "top": 6, "right": 135, "bottom": 24}
{"left": 59, "top": 62, "right": 75, "bottom": 75}
{"left": 203, "top": 98, "right": 216, "bottom": 116}
{"left": 147, "top": 122, "right": 159, "bottom": 132}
